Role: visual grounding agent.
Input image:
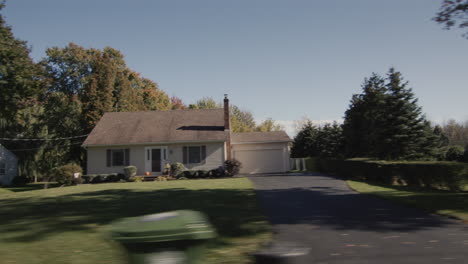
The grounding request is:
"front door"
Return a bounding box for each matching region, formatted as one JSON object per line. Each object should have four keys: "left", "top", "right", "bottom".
{"left": 145, "top": 147, "right": 167, "bottom": 173}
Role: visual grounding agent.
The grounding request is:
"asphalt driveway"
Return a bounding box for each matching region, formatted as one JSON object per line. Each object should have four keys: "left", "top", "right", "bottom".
{"left": 248, "top": 173, "right": 468, "bottom": 264}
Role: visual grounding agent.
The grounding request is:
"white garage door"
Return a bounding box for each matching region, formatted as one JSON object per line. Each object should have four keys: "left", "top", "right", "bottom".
{"left": 233, "top": 148, "right": 285, "bottom": 174}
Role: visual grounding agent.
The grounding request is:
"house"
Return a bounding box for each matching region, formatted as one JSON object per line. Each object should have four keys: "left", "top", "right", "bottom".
{"left": 0, "top": 144, "right": 18, "bottom": 185}
{"left": 82, "top": 96, "right": 291, "bottom": 175}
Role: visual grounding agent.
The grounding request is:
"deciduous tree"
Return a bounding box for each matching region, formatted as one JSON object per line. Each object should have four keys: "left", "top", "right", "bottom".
{"left": 256, "top": 118, "right": 284, "bottom": 132}
{"left": 170, "top": 96, "right": 187, "bottom": 110}
{"left": 434, "top": 0, "right": 468, "bottom": 38}
{"left": 0, "top": 3, "right": 45, "bottom": 137}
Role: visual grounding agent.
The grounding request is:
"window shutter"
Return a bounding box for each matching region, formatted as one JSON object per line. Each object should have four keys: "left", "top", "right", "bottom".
{"left": 201, "top": 146, "right": 207, "bottom": 162}
{"left": 125, "top": 149, "right": 130, "bottom": 166}
{"left": 183, "top": 146, "right": 188, "bottom": 164}
{"left": 106, "top": 149, "right": 111, "bottom": 167}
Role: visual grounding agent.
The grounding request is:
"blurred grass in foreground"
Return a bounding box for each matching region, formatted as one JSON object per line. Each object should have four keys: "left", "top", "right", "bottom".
{"left": 0, "top": 178, "right": 271, "bottom": 264}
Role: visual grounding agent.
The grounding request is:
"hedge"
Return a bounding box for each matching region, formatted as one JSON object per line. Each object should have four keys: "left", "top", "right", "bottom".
{"left": 314, "top": 158, "right": 468, "bottom": 192}
{"left": 305, "top": 157, "right": 319, "bottom": 172}
{"left": 176, "top": 168, "right": 226, "bottom": 179}
{"left": 81, "top": 173, "right": 125, "bottom": 184}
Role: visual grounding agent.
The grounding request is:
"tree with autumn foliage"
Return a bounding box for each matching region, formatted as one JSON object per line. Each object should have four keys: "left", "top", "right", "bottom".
{"left": 256, "top": 118, "right": 284, "bottom": 132}
{"left": 170, "top": 96, "right": 187, "bottom": 110}
{"left": 43, "top": 43, "right": 171, "bottom": 133}
{"left": 0, "top": 3, "right": 45, "bottom": 136}
{"left": 189, "top": 97, "right": 283, "bottom": 133}
{"left": 0, "top": 3, "right": 53, "bottom": 181}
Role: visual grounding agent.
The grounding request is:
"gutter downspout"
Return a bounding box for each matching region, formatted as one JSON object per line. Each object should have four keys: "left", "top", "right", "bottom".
{"left": 224, "top": 94, "right": 232, "bottom": 160}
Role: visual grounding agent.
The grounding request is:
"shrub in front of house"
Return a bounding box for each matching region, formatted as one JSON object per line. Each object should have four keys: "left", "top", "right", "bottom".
{"left": 224, "top": 159, "right": 242, "bottom": 176}
{"left": 81, "top": 174, "right": 95, "bottom": 184}
{"left": 123, "top": 165, "right": 137, "bottom": 180}
{"left": 180, "top": 170, "right": 198, "bottom": 179}
{"left": 210, "top": 166, "right": 226, "bottom": 178}
{"left": 197, "top": 170, "right": 210, "bottom": 178}
{"left": 171, "top": 162, "right": 187, "bottom": 177}
{"left": 81, "top": 173, "right": 124, "bottom": 184}
{"left": 106, "top": 173, "right": 123, "bottom": 182}
{"left": 175, "top": 169, "right": 225, "bottom": 179}
{"left": 51, "top": 164, "right": 83, "bottom": 186}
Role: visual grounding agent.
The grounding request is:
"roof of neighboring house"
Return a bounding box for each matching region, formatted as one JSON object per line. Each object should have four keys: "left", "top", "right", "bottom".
{"left": 0, "top": 144, "right": 18, "bottom": 159}
{"left": 82, "top": 109, "right": 228, "bottom": 146}
{"left": 231, "top": 131, "right": 292, "bottom": 144}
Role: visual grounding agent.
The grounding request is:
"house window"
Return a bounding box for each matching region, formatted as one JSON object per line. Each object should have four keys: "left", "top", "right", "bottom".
{"left": 106, "top": 149, "right": 130, "bottom": 167}
{"left": 183, "top": 146, "right": 206, "bottom": 164}
{"left": 0, "top": 160, "right": 5, "bottom": 175}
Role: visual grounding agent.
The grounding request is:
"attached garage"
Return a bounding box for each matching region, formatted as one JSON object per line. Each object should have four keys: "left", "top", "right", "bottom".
{"left": 231, "top": 132, "right": 291, "bottom": 174}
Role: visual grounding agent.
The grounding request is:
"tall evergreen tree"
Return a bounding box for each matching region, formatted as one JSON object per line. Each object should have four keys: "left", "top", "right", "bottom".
{"left": 343, "top": 68, "right": 438, "bottom": 160}
{"left": 316, "top": 122, "right": 345, "bottom": 158}
{"left": 291, "top": 121, "right": 318, "bottom": 158}
{"left": 291, "top": 121, "right": 344, "bottom": 158}
{"left": 378, "top": 68, "right": 434, "bottom": 159}
{"left": 343, "top": 74, "right": 386, "bottom": 157}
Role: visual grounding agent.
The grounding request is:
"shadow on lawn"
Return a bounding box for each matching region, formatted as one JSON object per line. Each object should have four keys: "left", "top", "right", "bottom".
{"left": 4, "top": 183, "right": 60, "bottom": 192}
{"left": 0, "top": 187, "right": 268, "bottom": 243}
{"left": 250, "top": 174, "right": 468, "bottom": 233}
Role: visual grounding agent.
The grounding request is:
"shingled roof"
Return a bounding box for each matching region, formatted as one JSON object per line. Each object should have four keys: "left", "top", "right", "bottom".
{"left": 231, "top": 131, "right": 292, "bottom": 144}
{"left": 82, "top": 109, "right": 228, "bottom": 146}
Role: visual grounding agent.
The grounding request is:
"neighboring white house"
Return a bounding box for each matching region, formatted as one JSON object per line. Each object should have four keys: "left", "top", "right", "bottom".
{"left": 82, "top": 96, "right": 292, "bottom": 175}
{"left": 0, "top": 144, "right": 18, "bottom": 185}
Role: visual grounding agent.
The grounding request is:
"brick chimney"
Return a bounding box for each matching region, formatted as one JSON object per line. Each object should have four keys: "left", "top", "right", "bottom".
{"left": 224, "top": 94, "right": 232, "bottom": 160}
{"left": 224, "top": 94, "right": 230, "bottom": 130}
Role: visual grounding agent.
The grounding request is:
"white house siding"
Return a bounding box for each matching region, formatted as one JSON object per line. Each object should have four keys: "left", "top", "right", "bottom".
{"left": 168, "top": 142, "right": 225, "bottom": 171}
{"left": 86, "top": 142, "right": 225, "bottom": 175}
{"left": 0, "top": 145, "right": 18, "bottom": 185}
{"left": 87, "top": 145, "right": 145, "bottom": 175}
{"left": 231, "top": 142, "right": 290, "bottom": 174}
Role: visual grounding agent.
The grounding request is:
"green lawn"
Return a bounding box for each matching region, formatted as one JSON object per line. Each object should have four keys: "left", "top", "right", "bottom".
{"left": 348, "top": 180, "right": 468, "bottom": 222}
{"left": 0, "top": 178, "right": 271, "bottom": 264}
{"left": 3, "top": 182, "right": 61, "bottom": 192}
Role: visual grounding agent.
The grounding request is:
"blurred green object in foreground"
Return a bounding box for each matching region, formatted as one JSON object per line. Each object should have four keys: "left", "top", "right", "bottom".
{"left": 110, "top": 210, "right": 217, "bottom": 264}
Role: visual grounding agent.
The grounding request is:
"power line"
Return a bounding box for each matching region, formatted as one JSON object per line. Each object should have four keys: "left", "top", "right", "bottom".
{"left": 0, "top": 135, "right": 89, "bottom": 141}
{"left": 8, "top": 142, "right": 84, "bottom": 152}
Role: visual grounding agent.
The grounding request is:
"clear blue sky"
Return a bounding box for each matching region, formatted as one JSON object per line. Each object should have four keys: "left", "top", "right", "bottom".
{"left": 3, "top": 0, "right": 468, "bottom": 135}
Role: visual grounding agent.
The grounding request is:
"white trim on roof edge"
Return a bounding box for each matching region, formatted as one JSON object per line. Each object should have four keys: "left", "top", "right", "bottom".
{"left": 231, "top": 140, "right": 292, "bottom": 145}
{"left": 82, "top": 140, "right": 226, "bottom": 148}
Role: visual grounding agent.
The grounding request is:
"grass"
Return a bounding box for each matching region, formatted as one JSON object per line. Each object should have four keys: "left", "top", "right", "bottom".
{"left": 3, "top": 182, "right": 61, "bottom": 192}
{"left": 347, "top": 180, "right": 468, "bottom": 222}
{"left": 0, "top": 178, "right": 271, "bottom": 264}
